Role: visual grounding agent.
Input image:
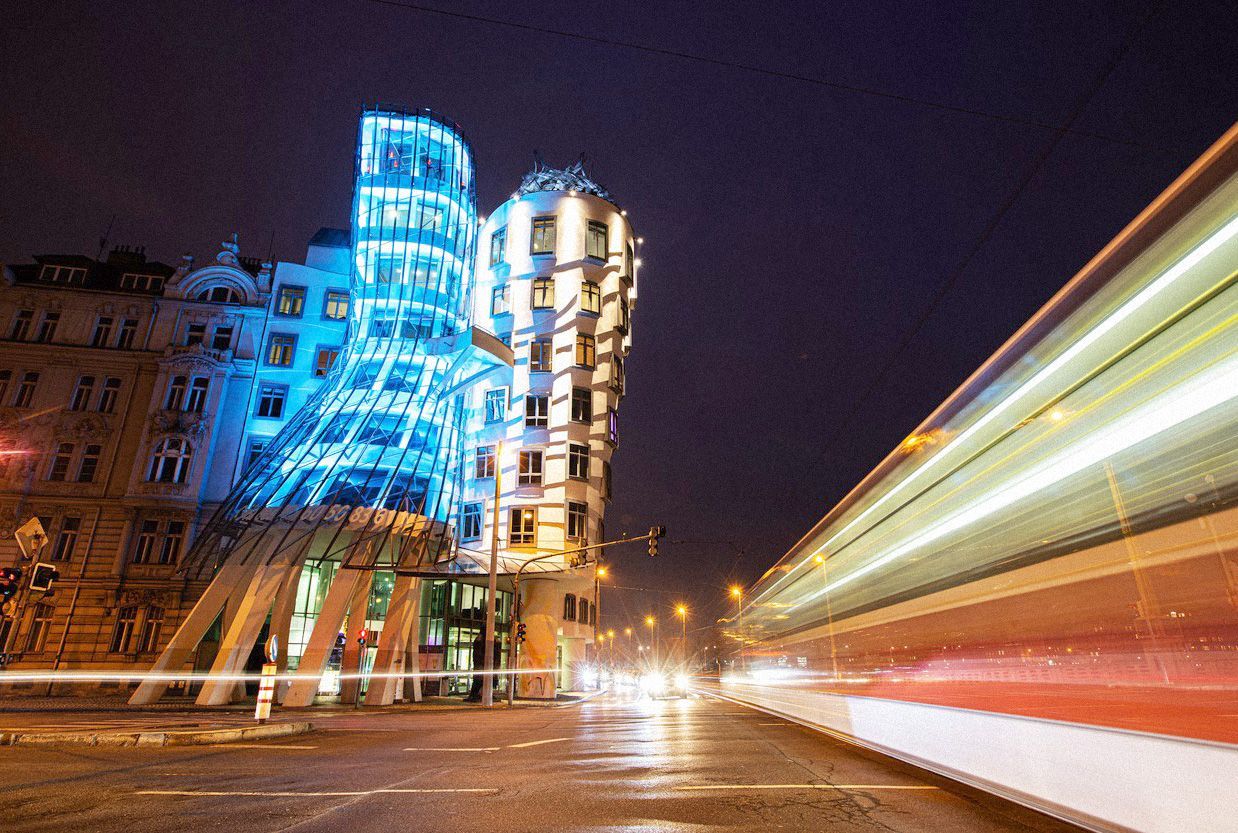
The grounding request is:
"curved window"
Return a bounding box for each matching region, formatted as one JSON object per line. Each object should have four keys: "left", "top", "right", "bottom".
{"left": 564, "top": 594, "right": 577, "bottom": 621}
{"left": 148, "top": 438, "right": 193, "bottom": 484}
{"left": 196, "top": 286, "right": 242, "bottom": 304}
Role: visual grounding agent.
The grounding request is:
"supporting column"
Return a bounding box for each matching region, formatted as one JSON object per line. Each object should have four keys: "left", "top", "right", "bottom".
{"left": 281, "top": 562, "right": 371, "bottom": 708}
{"left": 364, "top": 575, "right": 420, "bottom": 706}
{"left": 128, "top": 560, "right": 258, "bottom": 705}
{"left": 404, "top": 581, "right": 423, "bottom": 703}
{"left": 337, "top": 574, "right": 374, "bottom": 705}
{"left": 269, "top": 560, "right": 305, "bottom": 701}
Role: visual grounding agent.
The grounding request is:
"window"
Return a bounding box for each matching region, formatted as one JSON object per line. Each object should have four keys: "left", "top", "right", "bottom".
{"left": 185, "top": 323, "right": 206, "bottom": 346}
{"left": 489, "top": 226, "right": 507, "bottom": 266}
{"left": 69, "top": 376, "right": 95, "bottom": 411}
{"left": 246, "top": 438, "right": 269, "bottom": 467}
{"left": 121, "top": 273, "right": 165, "bottom": 292}
{"left": 509, "top": 507, "right": 536, "bottom": 546}
{"left": 211, "top": 326, "right": 233, "bottom": 351}
{"left": 148, "top": 438, "right": 193, "bottom": 484}
{"left": 13, "top": 371, "right": 38, "bottom": 407}
{"left": 531, "top": 217, "right": 556, "bottom": 254}
{"left": 568, "top": 443, "right": 589, "bottom": 480}
{"left": 41, "top": 265, "right": 86, "bottom": 284}
{"left": 25, "top": 603, "right": 54, "bottom": 653}
{"left": 138, "top": 606, "right": 164, "bottom": 653}
{"left": 357, "top": 413, "right": 406, "bottom": 447}
{"left": 369, "top": 318, "right": 394, "bottom": 338}
{"left": 116, "top": 318, "right": 138, "bottom": 349}
{"left": 580, "top": 280, "right": 601, "bottom": 315}
{"left": 603, "top": 460, "right": 612, "bottom": 500}
{"left": 0, "top": 370, "right": 9, "bottom": 403}
{"left": 618, "top": 298, "right": 630, "bottom": 333}
{"left": 132, "top": 520, "right": 159, "bottom": 564}
{"left": 491, "top": 284, "right": 510, "bottom": 316}
{"left": 625, "top": 242, "right": 634, "bottom": 278}
{"left": 525, "top": 394, "right": 549, "bottom": 428}
{"left": 50, "top": 517, "right": 80, "bottom": 561}
{"left": 575, "top": 333, "right": 596, "bottom": 369}
{"left": 255, "top": 384, "right": 287, "bottom": 418}
{"left": 110, "top": 606, "right": 138, "bottom": 652}
{"left": 36, "top": 312, "right": 60, "bottom": 343}
{"left": 563, "top": 593, "right": 577, "bottom": 621}
{"left": 578, "top": 598, "right": 590, "bottom": 624}
{"left": 518, "top": 449, "right": 543, "bottom": 485}
{"left": 607, "top": 408, "right": 619, "bottom": 445}
{"left": 531, "top": 277, "right": 554, "bottom": 310}
{"left": 91, "top": 316, "right": 114, "bottom": 347}
{"left": 610, "top": 355, "right": 625, "bottom": 395}
{"left": 275, "top": 285, "right": 306, "bottom": 317}
{"left": 323, "top": 290, "right": 349, "bottom": 320}
{"left": 570, "top": 387, "right": 592, "bottom": 423}
{"left": 484, "top": 389, "right": 507, "bottom": 424}
{"left": 461, "top": 502, "right": 483, "bottom": 541}
{"left": 474, "top": 445, "right": 496, "bottom": 479}
{"left": 266, "top": 333, "right": 296, "bottom": 366}
{"left": 47, "top": 443, "right": 74, "bottom": 481}
{"left": 529, "top": 338, "right": 552, "bottom": 372}
{"left": 197, "top": 286, "right": 240, "bottom": 303}
{"left": 567, "top": 500, "right": 587, "bottom": 542}
{"left": 314, "top": 346, "right": 340, "bottom": 378}
{"left": 159, "top": 521, "right": 185, "bottom": 564}
{"left": 9, "top": 309, "right": 33, "bottom": 340}
{"left": 586, "top": 220, "right": 608, "bottom": 260}
{"left": 97, "top": 377, "right": 121, "bottom": 413}
{"left": 186, "top": 377, "right": 209, "bottom": 413}
{"left": 77, "top": 444, "right": 101, "bottom": 483}
{"left": 165, "top": 376, "right": 187, "bottom": 410}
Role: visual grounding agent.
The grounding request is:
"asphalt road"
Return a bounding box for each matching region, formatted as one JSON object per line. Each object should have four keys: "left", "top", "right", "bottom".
{"left": 4, "top": 691, "right": 1082, "bottom": 832}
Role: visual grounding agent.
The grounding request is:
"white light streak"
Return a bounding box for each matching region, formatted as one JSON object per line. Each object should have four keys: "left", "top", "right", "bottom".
{"left": 0, "top": 669, "right": 558, "bottom": 685}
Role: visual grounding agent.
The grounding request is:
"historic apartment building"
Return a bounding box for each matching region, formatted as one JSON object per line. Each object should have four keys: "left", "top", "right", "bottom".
{"left": 0, "top": 233, "right": 348, "bottom": 684}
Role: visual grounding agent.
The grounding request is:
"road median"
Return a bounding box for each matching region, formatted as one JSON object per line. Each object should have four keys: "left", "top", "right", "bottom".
{"left": 0, "top": 720, "right": 313, "bottom": 748}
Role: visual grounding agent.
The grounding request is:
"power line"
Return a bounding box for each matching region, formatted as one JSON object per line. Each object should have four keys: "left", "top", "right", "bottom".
{"left": 368, "top": 0, "right": 1136, "bottom": 146}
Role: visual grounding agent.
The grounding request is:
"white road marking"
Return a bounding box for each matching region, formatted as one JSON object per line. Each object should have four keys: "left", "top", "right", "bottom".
{"left": 403, "top": 747, "right": 499, "bottom": 752}
{"left": 207, "top": 744, "right": 319, "bottom": 750}
{"left": 507, "top": 737, "right": 570, "bottom": 749}
{"left": 137, "top": 788, "right": 497, "bottom": 797}
{"left": 757, "top": 722, "right": 789, "bottom": 726}
{"left": 676, "top": 784, "right": 940, "bottom": 791}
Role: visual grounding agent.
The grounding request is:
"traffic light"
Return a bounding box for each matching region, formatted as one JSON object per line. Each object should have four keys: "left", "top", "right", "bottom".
{"left": 647, "top": 525, "right": 666, "bottom": 557}
{"left": 28, "top": 563, "right": 59, "bottom": 593}
{"left": 356, "top": 627, "right": 367, "bottom": 645}
{"left": 0, "top": 566, "right": 21, "bottom": 601}
{"left": 516, "top": 622, "right": 527, "bottom": 644}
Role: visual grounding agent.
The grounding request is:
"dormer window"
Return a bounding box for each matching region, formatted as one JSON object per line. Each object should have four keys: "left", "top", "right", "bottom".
{"left": 196, "top": 286, "right": 242, "bottom": 303}
{"left": 40, "top": 265, "right": 87, "bottom": 284}
{"left": 121, "top": 273, "right": 165, "bottom": 292}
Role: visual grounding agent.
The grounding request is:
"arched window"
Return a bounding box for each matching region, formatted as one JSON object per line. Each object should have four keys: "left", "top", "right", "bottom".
{"left": 563, "top": 593, "right": 577, "bottom": 622}
{"left": 578, "top": 599, "right": 590, "bottom": 624}
{"left": 148, "top": 438, "right": 193, "bottom": 484}
{"left": 196, "top": 285, "right": 242, "bottom": 304}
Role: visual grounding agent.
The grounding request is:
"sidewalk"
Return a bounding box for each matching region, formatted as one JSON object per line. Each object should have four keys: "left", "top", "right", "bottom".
{"left": 0, "top": 689, "right": 605, "bottom": 746}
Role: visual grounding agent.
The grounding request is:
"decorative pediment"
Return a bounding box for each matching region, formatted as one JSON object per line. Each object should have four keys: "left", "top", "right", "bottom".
{"left": 148, "top": 410, "right": 210, "bottom": 439}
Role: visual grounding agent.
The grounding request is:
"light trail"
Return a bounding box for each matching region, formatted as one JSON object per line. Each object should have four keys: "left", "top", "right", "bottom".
{"left": 0, "top": 668, "right": 559, "bottom": 685}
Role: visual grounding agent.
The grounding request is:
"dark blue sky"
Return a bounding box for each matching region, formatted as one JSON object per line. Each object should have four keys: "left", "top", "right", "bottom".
{"left": 1, "top": 1, "right": 1234, "bottom": 628}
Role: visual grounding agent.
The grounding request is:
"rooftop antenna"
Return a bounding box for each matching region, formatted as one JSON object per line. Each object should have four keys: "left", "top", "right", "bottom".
{"left": 95, "top": 214, "right": 116, "bottom": 261}
{"left": 267, "top": 230, "right": 276, "bottom": 262}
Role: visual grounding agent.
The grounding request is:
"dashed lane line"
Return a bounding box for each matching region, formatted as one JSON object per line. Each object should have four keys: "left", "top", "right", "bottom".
{"left": 403, "top": 747, "right": 500, "bottom": 752}
{"left": 507, "top": 737, "right": 570, "bottom": 748}
{"left": 675, "top": 784, "right": 940, "bottom": 791}
{"left": 206, "top": 744, "right": 319, "bottom": 750}
{"left": 137, "top": 788, "right": 498, "bottom": 797}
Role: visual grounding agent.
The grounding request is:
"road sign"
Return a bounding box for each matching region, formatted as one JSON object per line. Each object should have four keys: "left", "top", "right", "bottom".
{"left": 15, "top": 517, "right": 47, "bottom": 561}
{"left": 265, "top": 634, "right": 279, "bottom": 663}
{"left": 27, "top": 563, "right": 59, "bottom": 592}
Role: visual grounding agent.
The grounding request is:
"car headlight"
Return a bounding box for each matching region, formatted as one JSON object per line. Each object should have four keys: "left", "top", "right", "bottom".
{"left": 640, "top": 672, "right": 667, "bottom": 694}
{"left": 674, "top": 673, "right": 691, "bottom": 690}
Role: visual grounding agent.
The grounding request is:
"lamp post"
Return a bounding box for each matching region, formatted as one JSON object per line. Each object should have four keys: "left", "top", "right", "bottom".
{"left": 674, "top": 603, "right": 687, "bottom": 667}
{"left": 729, "top": 585, "right": 744, "bottom": 671}
{"left": 594, "top": 564, "right": 608, "bottom": 662}
{"left": 645, "top": 615, "right": 658, "bottom": 668}
{"left": 481, "top": 443, "right": 502, "bottom": 707}
{"left": 814, "top": 553, "right": 841, "bottom": 682}
{"left": 624, "top": 626, "right": 633, "bottom": 666}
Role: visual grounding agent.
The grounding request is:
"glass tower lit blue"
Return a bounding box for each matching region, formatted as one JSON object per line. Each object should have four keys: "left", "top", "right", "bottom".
{"left": 189, "top": 108, "right": 485, "bottom": 573}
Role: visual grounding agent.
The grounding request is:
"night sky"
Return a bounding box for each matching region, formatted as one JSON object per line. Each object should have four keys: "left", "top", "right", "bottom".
{"left": 1, "top": 1, "right": 1235, "bottom": 631}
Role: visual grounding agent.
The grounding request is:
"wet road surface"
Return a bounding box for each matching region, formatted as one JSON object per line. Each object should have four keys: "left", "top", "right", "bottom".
{"left": 4, "top": 692, "right": 1082, "bottom": 832}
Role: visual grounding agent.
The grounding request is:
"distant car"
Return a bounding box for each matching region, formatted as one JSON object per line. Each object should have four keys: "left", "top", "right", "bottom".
{"left": 639, "top": 669, "right": 692, "bottom": 699}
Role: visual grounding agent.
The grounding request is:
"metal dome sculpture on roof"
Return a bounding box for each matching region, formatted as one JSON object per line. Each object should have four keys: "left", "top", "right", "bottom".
{"left": 515, "top": 154, "right": 613, "bottom": 202}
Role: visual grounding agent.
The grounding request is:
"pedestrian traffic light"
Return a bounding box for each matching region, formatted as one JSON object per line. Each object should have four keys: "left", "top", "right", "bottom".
{"left": 516, "top": 622, "right": 527, "bottom": 644}
{"left": 647, "top": 525, "right": 666, "bottom": 557}
{"left": 28, "top": 563, "right": 59, "bottom": 593}
{"left": 356, "top": 628, "right": 367, "bottom": 645}
{"left": 0, "top": 566, "right": 21, "bottom": 600}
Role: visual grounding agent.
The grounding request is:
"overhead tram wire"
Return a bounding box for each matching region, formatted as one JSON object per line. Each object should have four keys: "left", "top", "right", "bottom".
{"left": 807, "top": 1, "right": 1163, "bottom": 472}
{"left": 367, "top": 0, "right": 1137, "bottom": 147}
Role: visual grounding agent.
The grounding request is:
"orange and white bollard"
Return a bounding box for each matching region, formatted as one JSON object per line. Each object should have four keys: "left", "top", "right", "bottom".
{"left": 255, "top": 662, "right": 277, "bottom": 723}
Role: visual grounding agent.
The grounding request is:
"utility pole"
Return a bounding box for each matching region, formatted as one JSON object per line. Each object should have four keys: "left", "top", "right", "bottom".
{"left": 482, "top": 443, "right": 503, "bottom": 707}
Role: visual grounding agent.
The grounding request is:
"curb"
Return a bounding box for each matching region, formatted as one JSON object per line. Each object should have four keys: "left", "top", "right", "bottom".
{"left": 0, "top": 720, "right": 313, "bottom": 748}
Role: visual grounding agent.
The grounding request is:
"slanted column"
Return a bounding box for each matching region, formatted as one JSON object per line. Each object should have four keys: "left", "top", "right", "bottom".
{"left": 128, "top": 560, "right": 258, "bottom": 705}
{"left": 364, "top": 575, "right": 421, "bottom": 706}
{"left": 337, "top": 573, "right": 375, "bottom": 705}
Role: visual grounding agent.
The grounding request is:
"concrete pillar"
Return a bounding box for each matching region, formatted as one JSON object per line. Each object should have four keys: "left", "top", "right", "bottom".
{"left": 195, "top": 552, "right": 296, "bottom": 706}
{"left": 517, "top": 577, "right": 559, "bottom": 700}
{"left": 364, "top": 575, "right": 420, "bottom": 706}
{"left": 128, "top": 560, "right": 257, "bottom": 705}
{"left": 281, "top": 561, "right": 371, "bottom": 708}
{"left": 269, "top": 560, "right": 306, "bottom": 701}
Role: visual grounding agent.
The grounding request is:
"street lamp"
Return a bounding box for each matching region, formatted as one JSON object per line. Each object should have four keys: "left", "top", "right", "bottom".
{"left": 645, "top": 615, "right": 658, "bottom": 667}
{"left": 674, "top": 603, "right": 688, "bottom": 666}
{"left": 729, "top": 585, "right": 744, "bottom": 671}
